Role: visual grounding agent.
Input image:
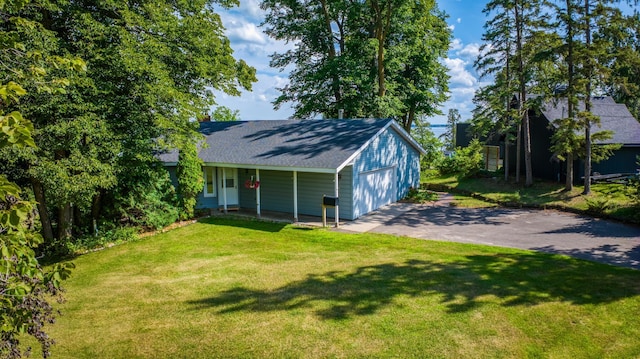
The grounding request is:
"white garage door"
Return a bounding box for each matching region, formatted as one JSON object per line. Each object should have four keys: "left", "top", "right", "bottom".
{"left": 358, "top": 167, "right": 396, "bottom": 214}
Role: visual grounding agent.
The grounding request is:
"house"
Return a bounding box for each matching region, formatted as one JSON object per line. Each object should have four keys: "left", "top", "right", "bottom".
{"left": 158, "top": 118, "right": 425, "bottom": 221}
{"left": 457, "top": 96, "right": 640, "bottom": 182}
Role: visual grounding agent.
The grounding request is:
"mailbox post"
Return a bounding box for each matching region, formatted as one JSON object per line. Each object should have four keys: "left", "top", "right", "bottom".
{"left": 322, "top": 195, "right": 339, "bottom": 228}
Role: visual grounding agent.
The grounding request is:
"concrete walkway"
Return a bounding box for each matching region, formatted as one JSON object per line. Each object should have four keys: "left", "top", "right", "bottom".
{"left": 335, "top": 194, "right": 640, "bottom": 270}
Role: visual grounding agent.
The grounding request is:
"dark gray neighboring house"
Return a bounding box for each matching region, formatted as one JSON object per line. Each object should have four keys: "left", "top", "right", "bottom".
{"left": 158, "top": 118, "right": 425, "bottom": 220}
{"left": 457, "top": 96, "right": 640, "bottom": 182}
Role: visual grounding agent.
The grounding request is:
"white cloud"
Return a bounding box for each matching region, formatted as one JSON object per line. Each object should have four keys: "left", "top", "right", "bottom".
{"left": 444, "top": 58, "right": 476, "bottom": 87}
{"left": 457, "top": 17, "right": 461, "bottom": 23}
{"left": 226, "top": 22, "right": 267, "bottom": 44}
{"left": 448, "top": 24, "right": 455, "bottom": 31}
{"left": 455, "top": 42, "right": 481, "bottom": 60}
{"left": 450, "top": 38, "right": 463, "bottom": 51}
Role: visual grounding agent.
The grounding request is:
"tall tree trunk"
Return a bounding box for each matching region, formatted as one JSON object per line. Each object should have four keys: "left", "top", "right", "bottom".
{"left": 565, "top": 0, "right": 575, "bottom": 191}
{"left": 566, "top": 153, "right": 574, "bottom": 190}
{"left": 91, "top": 191, "right": 102, "bottom": 236}
{"left": 583, "top": 0, "right": 592, "bottom": 194}
{"left": 515, "top": 1, "right": 533, "bottom": 186}
{"left": 516, "top": 122, "right": 522, "bottom": 183}
{"left": 31, "top": 178, "right": 54, "bottom": 242}
{"left": 404, "top": 103, "right": 416, "bottom": 132}
{"left": 504, "top": 134, "right": 510, "bottom": 182}
{"left": 57, "top": 203, "right": 72, "bottom": 241}
{"left": 523, "top": 110, "right": 533, "bottom": 186}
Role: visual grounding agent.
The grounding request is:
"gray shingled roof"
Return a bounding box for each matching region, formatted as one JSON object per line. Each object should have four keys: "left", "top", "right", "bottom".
{"left": 158, "top": 118, "right": 421, "bottom": 170}
{"left": 540, "top": 96, "right": 640, "bottom": 145}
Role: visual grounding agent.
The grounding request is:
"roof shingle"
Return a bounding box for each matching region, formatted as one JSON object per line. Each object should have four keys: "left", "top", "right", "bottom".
{"left": 158, "top": 118, "right": 413, "bottom": 170}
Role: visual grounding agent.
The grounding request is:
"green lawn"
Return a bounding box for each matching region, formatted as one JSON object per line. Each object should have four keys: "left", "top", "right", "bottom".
{"left": 38, "top": 218, "right": 640, "bottom": 358}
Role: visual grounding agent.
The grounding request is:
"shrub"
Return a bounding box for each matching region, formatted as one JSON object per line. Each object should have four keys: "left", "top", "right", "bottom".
{"left": 404, "top": 187, "right": 440, "bottom": 203}
{"left": 176, "top": 140, "right": 203, "bottom": 220}
{"left": 436, "top": 139, "right": 484, "bottom": 178}
{"left": 108, "top": 168, "right": 180, "bottom": 231}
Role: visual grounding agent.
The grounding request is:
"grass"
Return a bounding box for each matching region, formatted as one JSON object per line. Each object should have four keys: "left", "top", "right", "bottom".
{"left": 424, "top": 174, "right": 640, "bottom": 223}
{"left": 31, "top": 217, "right": 640, "bottom": 358}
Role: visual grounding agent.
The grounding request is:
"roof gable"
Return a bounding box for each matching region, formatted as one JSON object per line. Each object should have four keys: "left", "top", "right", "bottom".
{"left": 159, "top": 118, "right": 425, "bottom": 171}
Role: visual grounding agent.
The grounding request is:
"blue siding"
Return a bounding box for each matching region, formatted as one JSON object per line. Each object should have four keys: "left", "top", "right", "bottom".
{"left": 352, "top": 127, "right": 421, "bottom": 218}
{"left": 296, "top": 168, "right": 353, "bottom": 219}
{"left": 259, "top": 170, "right": 295, "bottom": 213}
{"left": 238, "top": 168, "right": 258, "bottom": 209}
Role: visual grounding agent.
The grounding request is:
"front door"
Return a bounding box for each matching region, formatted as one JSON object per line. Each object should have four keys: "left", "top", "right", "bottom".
{"left": 217, "top": 168, "right": 239, "bottom": 206}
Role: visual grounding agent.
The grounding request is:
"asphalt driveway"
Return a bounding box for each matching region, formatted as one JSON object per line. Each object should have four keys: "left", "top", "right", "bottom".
{"left": 337, "top": 196, "right": 640, "bottom": 270}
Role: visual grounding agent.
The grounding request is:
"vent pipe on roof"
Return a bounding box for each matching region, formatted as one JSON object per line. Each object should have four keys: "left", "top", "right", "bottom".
{"left": 338, "top": 109, "right": 344, "bottom": 119}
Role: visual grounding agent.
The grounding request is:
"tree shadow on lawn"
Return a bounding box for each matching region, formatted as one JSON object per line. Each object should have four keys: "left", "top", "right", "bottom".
{"left": 187, "top": 254, "right": 640, "bottom": 320}
{"left": 532, "top": 243, "right": 640, "bottom": 270}
{"left": 197, "top": 217, "right": 288, "bottom": 233}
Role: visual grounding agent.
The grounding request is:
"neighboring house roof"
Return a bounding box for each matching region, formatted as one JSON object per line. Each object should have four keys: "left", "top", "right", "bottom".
{"left": 540, "top": 96, "right": 640, "bottom": 146}
{"left": 158, "top": 118, "right": 425, "bottom": 173}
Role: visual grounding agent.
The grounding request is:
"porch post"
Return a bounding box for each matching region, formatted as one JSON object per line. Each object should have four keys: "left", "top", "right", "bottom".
{"left": 222, "top": 168, "right": 228, "bottom": 213}
{"left": 293, "top": 170, "right": 298, "bottom": 222}
{"left": 334, "top": 171, "right": 339, "bottom": 227}
{"left": 256, "top": 169, "right": 261, "bottom": 217}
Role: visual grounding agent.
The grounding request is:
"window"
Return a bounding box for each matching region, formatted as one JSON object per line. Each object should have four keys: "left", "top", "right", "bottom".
{"left": 203, "top": 167, "right": 216, "bottom": 197}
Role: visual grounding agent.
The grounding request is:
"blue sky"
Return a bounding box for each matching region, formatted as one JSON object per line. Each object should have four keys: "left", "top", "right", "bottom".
{"left": 212, "top": 0, "right": 490, "bottom": 124}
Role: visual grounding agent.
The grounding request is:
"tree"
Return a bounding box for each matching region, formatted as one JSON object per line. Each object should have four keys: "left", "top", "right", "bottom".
{"left": 261, "top": 0, "right": 450, "bottom": 130}
{"left": 441, "top": 109, "right": 460, "bottom": 151}
{"left": 474, "top": 0, "right": 519, "bottom": 181}
{"left": 4, "top": 0, "right": 256, "bottom": 244}
{"left": 176, "top": 134, "right": 203, "bottom": 220}
{"left": 550, "top": 0, "right": 635, "bottom": 191}
{"left": 412, "top": 119, "right": 443, "bottom": 169}
{"left": 1, "top": 1, "right": 74, "bottom": 357}
{"left": 212, "top": 106, "right": 241, "bottom": 121}
{"left": 475, "top": 0, "right": 548, "bottom": 186}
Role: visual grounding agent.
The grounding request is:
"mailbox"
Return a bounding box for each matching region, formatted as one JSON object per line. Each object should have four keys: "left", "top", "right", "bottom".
{"left": 323, "top": 195, "right": 339, "bottom": 207}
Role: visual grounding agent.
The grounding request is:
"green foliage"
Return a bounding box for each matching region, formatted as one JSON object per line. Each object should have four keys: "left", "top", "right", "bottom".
{"left": 176, "top": 140, "right": 203, "bottom": 220}
{"left": 584, "top": 196, "right": 615, "bottom": 215}
{"left": 262, "top": 0, "right": 450, "bottom": 127}
{"left": 442, "top": 109, "right": 460, "bottom": 151}
{"left": 404, "top": 187, "right": 439, "bottom": 203}
{"left": 1, "top": 2, "right": 74, "bottom": 355}
{"left": 111, "top": 168, "right": 179, "bottom": 231}
{"left": 212, "top": 106, "right": 241, "bottom": 122}
{"left": 1, "top": 0, "right": 257, "bottom": 245}
{"left": 411, "top": 120, "right": 443, "bottom": 169}
{"left": 437, "top": 139, "right": 484, "bottom": 179}
{"left": 67, "top": 227, "right": 139, "bottom": 254}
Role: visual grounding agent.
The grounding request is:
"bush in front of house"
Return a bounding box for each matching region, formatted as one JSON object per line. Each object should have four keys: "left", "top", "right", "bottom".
{"left": 436, "top": 139, "right": 484, "bottom": 178}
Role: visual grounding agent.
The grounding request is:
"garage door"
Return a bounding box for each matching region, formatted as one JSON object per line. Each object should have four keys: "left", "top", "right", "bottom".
{"left": 358, "top": 167, "right": 396, "bottom": 214}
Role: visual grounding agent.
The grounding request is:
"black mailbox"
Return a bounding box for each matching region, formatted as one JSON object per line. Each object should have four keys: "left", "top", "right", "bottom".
{"left": 323, "top": 195, "right": 339, "bottom": 207}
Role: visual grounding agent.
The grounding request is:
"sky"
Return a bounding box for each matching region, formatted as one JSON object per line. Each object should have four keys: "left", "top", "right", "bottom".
{"left": 212, "top": 0, "right": 491, "bottom": 124}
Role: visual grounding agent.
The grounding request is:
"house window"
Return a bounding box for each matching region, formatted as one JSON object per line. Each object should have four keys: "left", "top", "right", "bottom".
{"left": 203, "top": 167, "right": 216, "bottom": 197}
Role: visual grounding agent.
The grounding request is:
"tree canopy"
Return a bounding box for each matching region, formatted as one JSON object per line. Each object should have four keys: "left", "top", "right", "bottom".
{"left": 1, "top": 0, "right": 256, "bottom": 245}
{"left": 261, "top": 0, "right": 450, "bottom": 131}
